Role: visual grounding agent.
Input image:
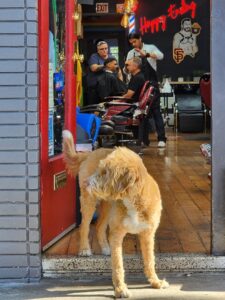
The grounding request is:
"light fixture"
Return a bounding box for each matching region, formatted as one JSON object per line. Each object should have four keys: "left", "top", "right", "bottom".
{"left": 121, "top": 13, "right": 129, "bottom": 28}
{"left": 120, "top": 0, "right": 139, "bottom": 29}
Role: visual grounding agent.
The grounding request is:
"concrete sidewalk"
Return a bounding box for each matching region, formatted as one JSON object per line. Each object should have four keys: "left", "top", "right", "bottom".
{"left": 0, "top": 272, "right": 225, "bottom": 300}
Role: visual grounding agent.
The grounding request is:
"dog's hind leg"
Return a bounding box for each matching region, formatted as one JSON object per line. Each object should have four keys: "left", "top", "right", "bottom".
{"left": 109, "top": 228, "right": 131, "bottom": 298}
{"left": 96, "top": 201, "right": 111, "bottom": 255}
{"left": 79, "top": 192, "right": 96, "bottom": 256}
{"left": 139, "top": 229, "right": 169, "bottom": 289}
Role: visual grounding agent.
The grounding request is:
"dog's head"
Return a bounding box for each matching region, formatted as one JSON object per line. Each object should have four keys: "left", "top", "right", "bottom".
{"left": 87, "top": 147, "right": 147, "bottom": 200}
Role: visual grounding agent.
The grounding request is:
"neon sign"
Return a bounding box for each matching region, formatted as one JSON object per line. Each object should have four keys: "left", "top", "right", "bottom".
{"left": 168, "top": 0, "right": 196, "bottom": 19}
{"left": 139, "top": 0, "right": 197, "bottom": 35}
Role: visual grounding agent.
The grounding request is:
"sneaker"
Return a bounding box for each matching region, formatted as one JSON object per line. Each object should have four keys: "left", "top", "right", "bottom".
{"left": 200, "top": 143, "right": 211, "bottom": 159}
{"left": 158, "top": 141, "right": 166, "bottom": 148}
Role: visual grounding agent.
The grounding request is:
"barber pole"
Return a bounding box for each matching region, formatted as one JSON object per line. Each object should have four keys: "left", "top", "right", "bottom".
{"left": 129, "top": 14, "right": 135, "bottom": 33}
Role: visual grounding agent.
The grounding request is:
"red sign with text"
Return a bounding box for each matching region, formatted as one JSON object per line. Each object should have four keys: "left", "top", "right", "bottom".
{"left": 139, "top": 0, "right": 197, "bottom": 35}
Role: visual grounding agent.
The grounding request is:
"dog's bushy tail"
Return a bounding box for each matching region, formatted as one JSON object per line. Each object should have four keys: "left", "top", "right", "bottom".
{"left": 62, "top": 130, "right": 89, "bottom": 177}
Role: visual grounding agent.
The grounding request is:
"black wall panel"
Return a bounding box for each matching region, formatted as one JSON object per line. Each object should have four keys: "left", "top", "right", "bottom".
{"left": 135, "top": 0, "right": 210, "bottom": 80}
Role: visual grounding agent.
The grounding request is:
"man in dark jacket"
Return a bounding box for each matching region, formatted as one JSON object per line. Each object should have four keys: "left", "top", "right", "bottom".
{"left": 97, "top": 57, "right": 127, "bottom": 100}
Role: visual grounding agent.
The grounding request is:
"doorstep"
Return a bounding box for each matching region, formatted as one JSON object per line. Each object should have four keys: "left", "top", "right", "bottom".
{"left": 42, "top": 254, "right": 225, "bottom": 279}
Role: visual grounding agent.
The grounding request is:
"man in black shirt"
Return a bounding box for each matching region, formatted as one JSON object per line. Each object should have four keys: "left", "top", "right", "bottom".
{"left": 121, "top": 57, "right": 146, "bottom": 145}
{"left": 122, "top": 57, "right": 145, "bottom": 102}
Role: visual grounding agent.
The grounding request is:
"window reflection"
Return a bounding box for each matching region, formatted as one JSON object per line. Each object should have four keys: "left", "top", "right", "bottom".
{"left": 49, "top": 0, "right": 65, "bottom": 156}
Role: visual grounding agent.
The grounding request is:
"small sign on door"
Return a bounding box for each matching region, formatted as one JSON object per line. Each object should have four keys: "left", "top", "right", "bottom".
{"left": 53, "top": 171, "right": 67, "bottom": 191}
{"left": 96, "top": 3, "right": 109, "bottom": 13}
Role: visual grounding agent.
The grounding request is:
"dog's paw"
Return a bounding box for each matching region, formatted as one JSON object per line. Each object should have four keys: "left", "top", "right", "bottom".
{"left": 78, "top": 249, "right": 92, "bottom": 256}
{"left": 114, "top": 286, "right": 131, "bottom": 298}
{"left": 101, "top": 246, "right": 111, "bottom": 256}
{"left": 150, "top": 279, "right": 169, "bottom": 289}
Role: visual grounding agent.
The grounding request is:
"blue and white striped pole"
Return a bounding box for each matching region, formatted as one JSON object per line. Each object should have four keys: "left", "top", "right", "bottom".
{"left": 129, "top": 14, "right": 135, "bottom": 34}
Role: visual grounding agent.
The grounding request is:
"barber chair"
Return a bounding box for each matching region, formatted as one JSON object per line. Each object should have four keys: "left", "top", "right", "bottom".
{"left": 79, "top": 81, "right": 156, "bottom": 146}
{"left": 104, "top": 100, "right": 139, "bottom": 145}
{"left": 102, "top": 81, "right": 156, "bottom": 145}
{"left": 174, "top": 92, "right": 207, "bottom": 133}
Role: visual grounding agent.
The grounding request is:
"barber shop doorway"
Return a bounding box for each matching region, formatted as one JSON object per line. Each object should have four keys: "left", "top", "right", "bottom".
{"left": 43, "top": 0, "right": 211, "bottom": 258}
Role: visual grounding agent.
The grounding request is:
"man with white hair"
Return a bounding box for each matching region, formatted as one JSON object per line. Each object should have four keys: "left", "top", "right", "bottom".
{"left": 120, "top": 57, "right": 146, "bottom": 146}
{"left": 86, "top": 40, "right": 113, "bottom": 105}
{"left": 122, "top": 57, "right": 145, "bottom": 102}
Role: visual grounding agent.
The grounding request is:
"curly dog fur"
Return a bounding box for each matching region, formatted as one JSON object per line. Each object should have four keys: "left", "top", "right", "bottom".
{"left": 63, "top": 130, "right": 168, "bottom": 298}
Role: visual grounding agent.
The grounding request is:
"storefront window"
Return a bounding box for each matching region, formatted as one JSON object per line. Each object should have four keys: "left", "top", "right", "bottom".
{"left": 49, "top": 0, "right": 65, "bottom": 156}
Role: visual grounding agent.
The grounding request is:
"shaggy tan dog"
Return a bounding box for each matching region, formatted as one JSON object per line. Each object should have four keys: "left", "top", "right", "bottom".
{"left": 63, "top": 130, "right": 168, "bottom": 298}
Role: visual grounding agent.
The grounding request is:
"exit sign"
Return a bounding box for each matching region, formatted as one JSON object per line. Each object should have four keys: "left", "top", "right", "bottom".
{"left": 96, "top": 3, "right": 109, "bottom": 13}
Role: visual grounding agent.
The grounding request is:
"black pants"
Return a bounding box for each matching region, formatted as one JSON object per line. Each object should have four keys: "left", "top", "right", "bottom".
{"left": 86, "top": 87, "right": 99, "bottom": 105}
{"left": 139, "top": 96, "right": 166, "bottom": 145}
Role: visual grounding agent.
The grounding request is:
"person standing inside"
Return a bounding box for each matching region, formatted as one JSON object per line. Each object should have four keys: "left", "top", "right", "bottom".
{"left": 86, "top": 40, "right": 113, "bottom": 105}
{"left": 126, "top": 32, "right": 167, "bottom": 148}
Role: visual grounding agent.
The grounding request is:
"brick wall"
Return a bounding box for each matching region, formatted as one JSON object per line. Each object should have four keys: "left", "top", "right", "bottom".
{"left": 0, "top": 0, "right": 41, "bottom": 281}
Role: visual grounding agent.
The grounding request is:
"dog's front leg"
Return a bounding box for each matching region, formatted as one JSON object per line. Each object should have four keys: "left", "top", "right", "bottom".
{"left": 139, "top": 229, "right": 169, "bottom": 289}
{"left": 109, "top": 229, "right": 131, "bottom": 298}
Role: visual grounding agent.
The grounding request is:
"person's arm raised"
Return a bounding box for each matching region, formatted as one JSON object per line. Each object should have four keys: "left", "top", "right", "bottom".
{"left": 90, "top": 64, "right": 104, "bottom": 72}
{"left": 147, "top": 45, "right": 164, "bottom": 60}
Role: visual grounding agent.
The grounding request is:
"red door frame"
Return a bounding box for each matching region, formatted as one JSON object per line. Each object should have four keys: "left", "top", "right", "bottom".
{"left": 39, "top": 0, "right": 77, "bottom": 249}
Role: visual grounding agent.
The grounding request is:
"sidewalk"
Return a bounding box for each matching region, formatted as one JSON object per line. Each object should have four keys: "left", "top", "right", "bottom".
{"left": 0, "top": 272, "right": 225, "bottom": 300}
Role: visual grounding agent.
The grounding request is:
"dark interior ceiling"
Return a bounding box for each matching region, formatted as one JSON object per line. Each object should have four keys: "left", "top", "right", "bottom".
{"left": 83, "top": 14, "right": 122, "bottom": 26}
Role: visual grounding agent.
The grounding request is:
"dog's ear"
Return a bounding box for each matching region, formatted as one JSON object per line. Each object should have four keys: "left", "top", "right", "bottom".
{"left": 100, "top": 161, "right": 140, "bottom": 195}
{"left": 99, "top": 147, "right": 146, "bottom": 197}
{"left": 114, "top": 169, "right": 137, "bottom": 193}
